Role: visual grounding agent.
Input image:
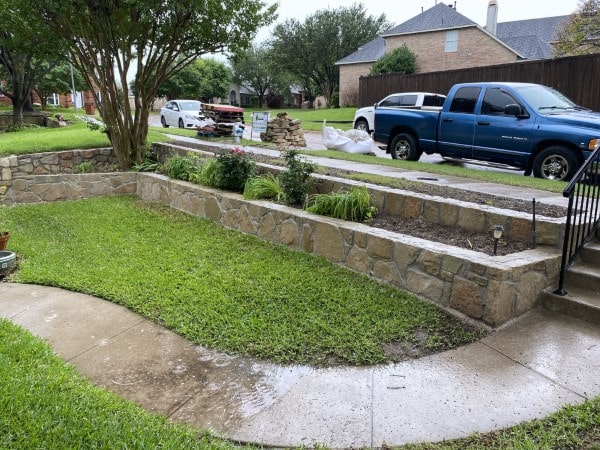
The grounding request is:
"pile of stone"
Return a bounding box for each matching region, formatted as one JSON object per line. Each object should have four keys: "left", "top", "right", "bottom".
{"left": 260, "top": 112, "right": 306, "bottom": 147}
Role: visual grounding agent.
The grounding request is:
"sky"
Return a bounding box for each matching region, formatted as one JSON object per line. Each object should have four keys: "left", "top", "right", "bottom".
{"left": 255, "top": 0, "right": 581, "bottom": 42}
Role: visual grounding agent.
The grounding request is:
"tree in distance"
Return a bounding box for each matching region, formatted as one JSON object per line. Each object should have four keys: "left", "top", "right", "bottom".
{"left": 370, "top": 44, "right": 417, "bottom": 75}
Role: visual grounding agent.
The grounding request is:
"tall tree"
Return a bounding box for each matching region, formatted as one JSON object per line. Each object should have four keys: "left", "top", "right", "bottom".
{"left": 35, "top": 63, "right": 88, "bottom": 110}
{"left": 554, "top": 0, "right": 600, "bottom": 56}
{"left": 13, "top": 0, "right": 275, "bottom": 169}
{"left": 231, "top": 44, "right": 292, "bottom": 108}
{"left": 157, "top": 58, "right": 232, "bottom": 102}
{"left": 270, "top": 3, "right": 389, "bottom": 107}
{"left": 0, "top": 1, "right": 64, "bottom": 125}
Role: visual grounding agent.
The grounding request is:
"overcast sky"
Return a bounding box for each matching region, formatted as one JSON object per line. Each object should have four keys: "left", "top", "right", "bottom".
{"left": 256, "top": 0, "right": 581, "bottom": 42}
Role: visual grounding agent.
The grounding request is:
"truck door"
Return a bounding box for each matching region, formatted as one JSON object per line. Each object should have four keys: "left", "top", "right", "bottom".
{"left": 438, "top": 86, "right": 481, "bottom": 158}
{"left": 473, "top": 87, "right": 535, "bottom": 168}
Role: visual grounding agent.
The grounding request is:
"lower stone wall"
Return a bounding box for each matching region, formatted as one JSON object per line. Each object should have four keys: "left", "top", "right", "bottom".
{"left": 137, "top": 172, "right": 561, "bottom": 328}
{"left": 2, "top": 172, "right": 137, "bottom": 205}
{"left": 0, "top": 148, "right": 116, "bottom": 182}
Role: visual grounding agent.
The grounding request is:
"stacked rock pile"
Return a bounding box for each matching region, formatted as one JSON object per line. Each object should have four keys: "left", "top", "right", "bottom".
{"left": 260, "top": 112, "right": 306, "bottom": 147}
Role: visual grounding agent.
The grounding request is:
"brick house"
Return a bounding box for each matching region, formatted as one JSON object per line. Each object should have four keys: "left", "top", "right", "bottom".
{"left": 336, "top": 1, "right": 569, "bottom": 106}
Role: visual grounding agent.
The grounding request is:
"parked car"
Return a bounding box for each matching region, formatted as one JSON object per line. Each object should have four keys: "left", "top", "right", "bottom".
{"left": 373, "top": 82, "right": 600, "bottom": 181}
{"left": 160, "top": 100, "right": 205, "bottom": 128}
{"left": 353, "top": 92, "right": 446, "bottom": 133}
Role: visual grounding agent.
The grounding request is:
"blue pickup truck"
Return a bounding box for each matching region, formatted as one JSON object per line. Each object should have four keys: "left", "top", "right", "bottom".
{"left": 373, "top": 82, "right": 600, "bottom": 181}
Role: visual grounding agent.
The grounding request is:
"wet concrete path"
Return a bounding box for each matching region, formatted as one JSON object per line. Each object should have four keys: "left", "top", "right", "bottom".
{"left": 2, "top": 283, "right": 600, "bottom": 448}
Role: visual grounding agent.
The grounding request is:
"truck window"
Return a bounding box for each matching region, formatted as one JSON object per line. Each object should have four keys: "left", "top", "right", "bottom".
{"left": 481, "top": 88, "right": 520, "bottom": 115}
{"left": 423, "top": 95, "right": 445, "bottom": 107}
{"left": 379, "top": 95, "right": 401, "bottom": 107}
{"left": 399, "top": 95, "right": 418, "bottom": 106}
{"left": 449, "top": 87, "right": 481, "bottom": 113}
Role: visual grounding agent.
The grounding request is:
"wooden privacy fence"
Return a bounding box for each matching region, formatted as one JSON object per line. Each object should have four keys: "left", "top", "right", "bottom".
{"left": 358, "top": 53, "right": 600, "bottom": 110}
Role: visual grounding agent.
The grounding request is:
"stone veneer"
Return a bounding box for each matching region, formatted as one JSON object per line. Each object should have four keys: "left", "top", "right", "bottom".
{"left": 137, "top": 172, "right": 562, "bottom": 328}
{"left": 0, "top": 144, "right": 566, "bottom": 327}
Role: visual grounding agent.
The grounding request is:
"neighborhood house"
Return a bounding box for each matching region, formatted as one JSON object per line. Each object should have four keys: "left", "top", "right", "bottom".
{"left": 336, "top": 1, "right": 569, "bottom": 107}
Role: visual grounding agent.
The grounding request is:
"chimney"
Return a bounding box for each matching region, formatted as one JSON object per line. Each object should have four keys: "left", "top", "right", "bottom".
{"left": 486, "top": 0, "right": 498, "bottom": 35}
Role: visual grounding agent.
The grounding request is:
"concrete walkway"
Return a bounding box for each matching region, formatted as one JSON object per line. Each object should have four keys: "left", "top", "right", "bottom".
{"left": 2, "top": 283, "right": 600, "bottom": 448}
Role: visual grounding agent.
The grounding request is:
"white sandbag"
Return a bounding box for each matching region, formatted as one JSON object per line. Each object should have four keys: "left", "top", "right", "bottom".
{"left": 322, "top": 121, "right": 373, "bottom": 154}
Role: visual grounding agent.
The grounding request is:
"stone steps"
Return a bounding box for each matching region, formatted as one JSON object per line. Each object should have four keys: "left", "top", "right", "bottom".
{"left": 542, "top": 235, "right": 600, "bottom": 324}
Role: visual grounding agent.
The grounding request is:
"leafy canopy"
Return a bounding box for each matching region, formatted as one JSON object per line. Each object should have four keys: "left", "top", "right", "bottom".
{"left": 270, "top": 3, "right": 390, "bottom": 106}
{"left": 12, "top": 0, "right": 276, "bottom": 169}
{"left": 370, "top": 44, "right": 417, "bottom": 75}
{"left": 554, "top": 0, "right": 600, "bottom": 56}
{"left": 157, "top": 58, "right": 232, "bottom": 102}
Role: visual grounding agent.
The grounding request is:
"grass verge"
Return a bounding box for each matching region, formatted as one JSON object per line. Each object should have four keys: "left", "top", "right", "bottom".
{"left": 0, "top": 121, "right": 169, "bottom": 156}
{"left": 0, "top": 319, "right": 240, "bottom": 449}
{"left": 5, "top": 196, "right": 480, "bottom": 366}
{"left": 243, "top": 108, "right": 355, "bottom": 132}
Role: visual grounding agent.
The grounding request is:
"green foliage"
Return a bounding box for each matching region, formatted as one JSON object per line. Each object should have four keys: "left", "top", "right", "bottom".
{"left": 130, "top": 154, "right": 162, "bottom": 173}
{"left": 243, "top": 172, "right": 284, "bottom": 201}
{"left": 164, "top": 154, "right": 201, "bottom": 181}
{"left": 306, "top": 186, "right": 377, "bottom": 222}
{"left": 6, "top": 196, "right": 481, "bottom": 365}
{"left": 157, "top": 58, "right": 231, "bottom": 101}
{"left": 213, "top": 147, "right": 255, "bottom": 192}
{"left": 271, "top": 4, "right": 391, "bottom": 105}
{"left": 72, "top": 161, "right": 94, "bottom": 173}
{"left": 35, "top": 62, "right": 88, "bottom": 110}
{"left": 191, "top": 157, "right": 220, "bottom": 187}
{"left": 370, "top": 44, "right": 417, "bottom": 75}
{"left": 554, "top": 0, "right": 600, "bottom": 56}
{"left": 231, "top": 44, "right": 293, "bottom": 107}
{"left": 279, "top": 149, "right": 317, "bottom": 205}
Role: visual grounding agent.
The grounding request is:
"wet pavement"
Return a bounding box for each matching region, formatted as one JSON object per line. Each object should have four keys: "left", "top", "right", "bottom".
{"left": 2, "top": 283, "right": 600, "bottom": 448}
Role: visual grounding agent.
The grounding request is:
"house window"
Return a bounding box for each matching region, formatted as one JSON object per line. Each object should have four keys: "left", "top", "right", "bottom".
{"left": 445, "top": 30, "right": 458, "bottom": 52}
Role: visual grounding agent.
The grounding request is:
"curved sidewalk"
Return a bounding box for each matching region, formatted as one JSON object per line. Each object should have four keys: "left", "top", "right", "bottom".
{"left": 1, "top": 282, "right": 599, "bottom": 448}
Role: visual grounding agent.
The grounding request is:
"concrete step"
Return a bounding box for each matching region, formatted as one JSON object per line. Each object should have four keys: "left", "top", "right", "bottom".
{"left": 580, "top": 240, "right": 600, "bottom": 265}
{"left": 565, "top": 261, "right": 600, "bottom": 289}
{"left": 542, "top": 285, "right": 600, "bottom": 325}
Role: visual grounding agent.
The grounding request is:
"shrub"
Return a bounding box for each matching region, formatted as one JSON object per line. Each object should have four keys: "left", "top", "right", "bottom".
{"left": 243, "top": 172, "right": 284, "bottom": 201}
{"left": 279, "top": 149, "right": 316, "bottom": 205}
{"left": 370, "top": 44, "right": 417, "bottom": 75}
{"left": 306, "top": 186, "right": 377, "bottom": 222}
{"left": 213, "top": 147, "right": 255, "bottom": 192}
{"left": 190, "top": 158, "right": 220, "bottom": 187}
{"left": 72, "top": 161, "right": 94, "bottom": 173}
{"left": 164, "top": 155, "right": 201, "bottom": 181}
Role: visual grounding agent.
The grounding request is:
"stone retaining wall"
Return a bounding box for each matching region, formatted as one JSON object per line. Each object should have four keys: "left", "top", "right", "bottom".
{"left": 137, "top": 172, "right": 561, "bottom": 327}
{"left": 152, "top": 142, "right": 564, "bottom": 248}
{"left": 0, "top": 113, "right": 49, "bottom": 130}
{"left": 2, "top": 172, "right": 137, "bottom": 206}
{"left": 0, "top": 148, "right": 116, "bottom": 182}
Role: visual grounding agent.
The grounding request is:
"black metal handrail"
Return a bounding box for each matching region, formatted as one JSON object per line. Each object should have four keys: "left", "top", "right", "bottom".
{"left": 555, "top": 144, "right": 600, "bottom": 295}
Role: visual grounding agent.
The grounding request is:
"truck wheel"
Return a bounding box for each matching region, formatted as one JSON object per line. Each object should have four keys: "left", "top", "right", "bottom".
{"left": 532, "top": 146, "right": 578, "bottom": 181}
{"left": 390, "top": 133, "right": 420, "bottom": 161}
{"left": 161, "top": 116, "right": 169, "bottom": 128}
{"left": 354, "top": 119, "right": 368, "bottom": 132}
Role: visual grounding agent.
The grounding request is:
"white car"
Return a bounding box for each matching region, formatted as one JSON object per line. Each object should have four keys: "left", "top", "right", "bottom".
{"left": 353, "top": 92, "right": 446, "bottom": 133}
{"left": 160, "top": 100, "right": 205, "bottom": 128}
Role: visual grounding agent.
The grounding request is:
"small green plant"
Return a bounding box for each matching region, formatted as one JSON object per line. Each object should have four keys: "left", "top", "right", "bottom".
{"left": 72, "top": 161, "right": 95, "bottom": 173}
{"left": 164, "top": 154, "right": 201, "bottom": 181}
{"left": 213, "top": 147, "right": 255, "bottom": 192}
{"left": 190, "top": 158, "right": 219, "bottom": 187}
{"left": 243, "top": 172, "right": 284, "bottom": 201}
{"left": 306, "top": 186, "right": 377, "bottom": 222}
{"left": 131, "top": 155, "right": 161, "bottom": 173}
{"left": 279, "top": 149, "right": 316, "bottom": 205}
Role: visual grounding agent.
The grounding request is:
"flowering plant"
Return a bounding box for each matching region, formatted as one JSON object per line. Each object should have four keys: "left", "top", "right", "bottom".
{"left": 214, "top": 147, "right": 255, "bottom": 192}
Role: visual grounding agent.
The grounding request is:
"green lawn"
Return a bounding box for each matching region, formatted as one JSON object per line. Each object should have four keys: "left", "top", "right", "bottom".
{"left": 4, "top": 196, "right": 481, "bottom": 367}
{"left": 0, "top": 121, "right": 169, "bottom": 156}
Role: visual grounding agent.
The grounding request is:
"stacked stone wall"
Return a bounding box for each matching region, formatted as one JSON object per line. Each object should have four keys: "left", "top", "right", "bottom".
{"left": 137, "top": 172, "right": 561, "bottom": 327}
